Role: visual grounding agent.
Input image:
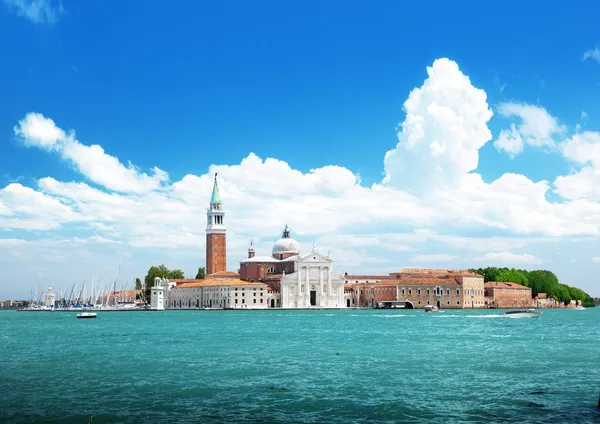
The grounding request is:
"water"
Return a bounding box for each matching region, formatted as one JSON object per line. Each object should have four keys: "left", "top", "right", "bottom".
{"left": 1, "top": 308, "right": 599, "bottom": 423}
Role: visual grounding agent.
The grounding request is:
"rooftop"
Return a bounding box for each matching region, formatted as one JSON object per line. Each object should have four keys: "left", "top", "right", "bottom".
{"left": 346, "top": 277, "right": 461, "bottom": 287}
{"left": 484, "top": 281, "right": 531, "bottom": 290}
{"left": 344, "top": 275, "right": 396, "bottom": 281}
{"left": 174, "top": 279, "right": 267, "bottom": 288}
{"left": 207, "top": 271, "right": 240, "bottom": 278}
{"left": 391, "top": 268, "right": 482, "bottom": 278}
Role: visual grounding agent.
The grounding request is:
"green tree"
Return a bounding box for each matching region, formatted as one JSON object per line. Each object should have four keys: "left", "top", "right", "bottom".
{"left": 195, "top": 267, "right": 206, "bottom": 279}
{"left": 144, "top": 265, "right": 171, "bottom": 288}
{"left": 495, "top": 268, "right": 528, "bottom": 286}
{"left": 471, "top": 266, "right": 595, "bottom": 307}
{"left": 168, "top": 269, "right": 185, "bottom": 279}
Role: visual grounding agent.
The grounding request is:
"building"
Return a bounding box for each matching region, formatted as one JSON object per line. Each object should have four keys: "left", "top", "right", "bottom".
{"left": 344, "top": 269, "right": 486, "bottom": 309}
{"left": 484, "top": 281, "right": 532, "bottom": 308}
{"left": 240, "top": 225, "right": 345, "bottom": 308}
{"left": 206, "top": 173, "right": 226, "bottom": 275}
{"left": 44, "top": 287, "right": 55, "bottom": 307}
{"left": 167, "top": 278, "right": 269, "bottom": 309}
{"left": 150, "top": 278, "right": 167, "bottom": 310}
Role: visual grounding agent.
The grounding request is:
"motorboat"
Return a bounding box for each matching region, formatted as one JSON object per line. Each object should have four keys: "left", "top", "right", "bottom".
{"left": 424, "top": 305, "right": 439, "bottom": 313}
{"left": 77, "top": 312, "right": 97, "bottom": 319}
{"left": 575, "top": 306, "right": 586, "bottom": 310}
{"left": 501, "top": 308, "right": 541, "bottom": 318}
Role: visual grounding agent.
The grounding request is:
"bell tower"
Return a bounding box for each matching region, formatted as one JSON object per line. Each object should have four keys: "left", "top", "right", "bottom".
{"left": 206, "top": 173, "right": 226, "bottom": 275}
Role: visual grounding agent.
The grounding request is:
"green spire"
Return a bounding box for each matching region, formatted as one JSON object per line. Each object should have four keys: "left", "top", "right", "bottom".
{"left": 210, "top": 173, "right": 221, "bottom": 204}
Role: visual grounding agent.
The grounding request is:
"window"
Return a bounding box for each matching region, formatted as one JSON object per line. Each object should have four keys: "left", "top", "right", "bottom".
{"left": 446, "top": 289, "right": 450, "bottom": 295}
{"left": 408, "top": 289, "right": 412, "bottom": 295}
{"left": 418, "top": 301, "right": 421, "bottom": 305}
{"left": 417, "top": 289, "right": 421, "bottom": 295}
{"left": 402, "top": 289, "right": 405, "bottom": 295}
{"left": 447, "top": 301, "right": 450, "bottom": 305}
{"left": 242, "top": 299, "right": 245, "bottom": 304}
{"left": 457, "top": 301, "right": 460, "bottom": 305}
{"left": 260, "top": 299, "right": 263, "bottom": 303}
{"left": 235, "top": 299, "right": 238, "bottom": 304}
{"left": 456, "top": 289, "right": 460, "bottom": 295}
{"left": 254, "top": 299, "right": 256, "bottom": 304}
{"left": 426, "top": 289, "right": 430, "bottom": 295}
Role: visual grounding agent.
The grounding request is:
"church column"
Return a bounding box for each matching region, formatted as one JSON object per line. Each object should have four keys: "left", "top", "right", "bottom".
{"left": 328, "top": 267, "right": 332, "bottom": 306}
{"left": 319, "top": 266, "right": 324, "bottom": 307}
{"left": 305, "top": 267, "right": 310, "bottom": 307}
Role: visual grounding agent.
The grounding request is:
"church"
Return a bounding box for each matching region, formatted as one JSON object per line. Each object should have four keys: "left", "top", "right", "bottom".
{"left": 151, "top": 174, "right": 346, "bottom": 309}
{"left": 239, "top": 225, "right": 345, "bottom": 308}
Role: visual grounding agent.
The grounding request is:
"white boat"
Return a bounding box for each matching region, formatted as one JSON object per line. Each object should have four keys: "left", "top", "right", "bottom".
{"left": 424, "top": 305, "right": 439, "bottom": 313}
{"left": 501, "top": 308, "right": 541, "bottom": 318}
{"left": 575, "top": 306, "right": 586, "bottom": 310}
{"left": 77, "top": 312, "right": 97, "bottom": 319}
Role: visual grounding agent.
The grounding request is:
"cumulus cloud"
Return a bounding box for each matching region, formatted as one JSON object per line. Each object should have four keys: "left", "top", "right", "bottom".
{"left": 383, "top": 58, "right": 493, "bottom": 192}
{"left": 494, "top": 103, "right": 564, "bottom": 154}
{"left": 3, "top": 0, "right": 64, "bottom": 25}
{"left": 14, "top": 113, "right": 169, "bottom": 194}
{"left": 6, "top": 57, "right": 600, "bottom": 297}
{"left": 476, "top": 252, "right": 543, "bottom": 265}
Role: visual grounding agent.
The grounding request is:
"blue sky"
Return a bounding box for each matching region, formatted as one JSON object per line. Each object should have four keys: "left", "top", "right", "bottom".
{"left": 1, "top": 0, "right": 600, "bottom": 299}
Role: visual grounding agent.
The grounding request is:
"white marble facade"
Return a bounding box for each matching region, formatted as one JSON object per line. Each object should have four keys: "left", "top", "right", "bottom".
{"left": 280, "top": 251, "right": 344, "bottom": 308}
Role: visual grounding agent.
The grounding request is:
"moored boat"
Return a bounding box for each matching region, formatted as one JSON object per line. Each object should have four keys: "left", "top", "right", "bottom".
{"left": 77, "top": 312, "right": 97, "bottom": 319}
{"left": 575, "top": 306, "right": 586, "bottom": 310}
{"left": 424, "top": 305, "right": 439, "bottom": 313}
{"left": 501, "top": 308, "right": 541, "bottom": 318}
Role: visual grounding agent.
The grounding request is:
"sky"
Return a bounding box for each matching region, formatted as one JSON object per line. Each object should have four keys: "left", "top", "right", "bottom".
{"left": 1, "top": 0, "right": 600, "bottom": 299}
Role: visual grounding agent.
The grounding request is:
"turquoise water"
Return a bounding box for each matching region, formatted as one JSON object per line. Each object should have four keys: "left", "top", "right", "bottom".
{"left": 1, "top": 308, "right": 599, "bottom": 424}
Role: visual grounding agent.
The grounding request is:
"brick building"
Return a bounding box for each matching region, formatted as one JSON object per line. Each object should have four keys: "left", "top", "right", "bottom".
{"left": 484, "top": 281, "right": 533, "bottom": 308}
{"left": 344, "top": 269, "right": 485, "bottom": 309}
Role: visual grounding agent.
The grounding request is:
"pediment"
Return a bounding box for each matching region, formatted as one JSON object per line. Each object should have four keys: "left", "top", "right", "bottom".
{"left": 297, "top": 251, "right": 332, "bottom": 263}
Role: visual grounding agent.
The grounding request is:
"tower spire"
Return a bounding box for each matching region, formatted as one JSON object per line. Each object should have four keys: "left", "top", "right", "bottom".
{"left": 210, "top": 173, "right": 221, "bottom": 205}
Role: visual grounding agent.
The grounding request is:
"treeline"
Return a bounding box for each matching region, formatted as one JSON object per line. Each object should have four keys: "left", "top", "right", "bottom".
{"left": 469, "top": 267, "right": 595, "bottom": 307}
{"left": 140, "top": 264, "right": 206, "bottom": 301}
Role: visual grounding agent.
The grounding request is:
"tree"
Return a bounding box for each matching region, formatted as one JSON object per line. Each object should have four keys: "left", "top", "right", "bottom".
{"left": 471, "top": 266, "right": 595, "bottom": 307}
{"left": 169, "top": 269, "right": 185, "bottom": 279}
{"left": 495, "top": 268, "right": 528, "bottom": 286}
{"left": 144, "top": 265, "right": 171, "bottom": 288}
{"left": 195, "top": 267, "right": 206, "bottom": 279}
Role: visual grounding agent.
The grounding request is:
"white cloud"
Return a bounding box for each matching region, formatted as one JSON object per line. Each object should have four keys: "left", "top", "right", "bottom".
{"left": 3, "top": 0, "right": 64, "bottom": 25}
{"left": 6, "top": 58, "right": 600, "bottom": 297}
{"left": 14, "top": 113, "right": 169, "bottom": 194}
{"left": 581, "top": 111, "right": 588, "bottom": 121}
{"left": 409, "top": 254, "right": 454, "bottom": 263}
{"left": 592, "top": 257, "right": 600, "bottom": 263}
{"left": 583, "top": 46, "right": 600, "bottom": 63}
{"left": 554, "top": 132, "right": 600, "bottom": 201}
{"left": 495, "top": 102, "right": 564, "bottom": 153}
{"left": 476, "top": 251, "right": 543, "bottom": 264}
{"left": 383, "top": 58, "right": 493, "bottom": 192}
{"left": 494, "top": 124, "right": 524, "bottom": 158}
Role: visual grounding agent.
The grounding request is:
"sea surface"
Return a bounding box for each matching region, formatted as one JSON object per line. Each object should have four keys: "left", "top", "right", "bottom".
{"left": 1, "top": 308, "right": 599, "bottom": 424}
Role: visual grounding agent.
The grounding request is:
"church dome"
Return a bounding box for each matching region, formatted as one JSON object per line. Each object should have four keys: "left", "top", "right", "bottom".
{"left": 272, "top": 225, "right": 300, "bottom": 258}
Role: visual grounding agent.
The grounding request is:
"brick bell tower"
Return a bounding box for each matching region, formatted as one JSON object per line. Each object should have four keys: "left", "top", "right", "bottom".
{"left": 206, "top": 173, "right": 226, "bottom": 275}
